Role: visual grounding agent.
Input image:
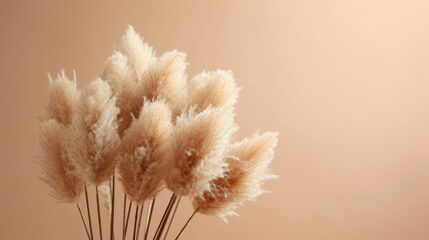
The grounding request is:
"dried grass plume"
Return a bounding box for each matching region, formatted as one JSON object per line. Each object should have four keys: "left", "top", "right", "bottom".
{"left": 119, "top": 100, "right": 174, "bottom": 203}
{"left": 39, "top": 119, "right": 84, "bottom": 203}
{"left": 102, "top": 26, "right": 155, "bottom": 135}
{"left": 46, "top": 71, "right": 80, "bottom": 125}
{"left": 138, "top": 50, "right": 188, "bottom": 116}
{"left": 165, "top": 107, "right": 236, "bottom": 197}
{"left": 188, "top": 70, "right": 239, "bottom": 112}
{"left": 68, "top": 78, "right": 121, "bottom": 185}
{"left": 98, "top": 184, "right": 112, "bottom": 215}
{"left": 192, "top": 132, "right": 279, "bottom": 220}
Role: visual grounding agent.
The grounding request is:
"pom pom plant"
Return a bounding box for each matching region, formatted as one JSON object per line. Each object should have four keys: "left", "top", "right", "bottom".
{"left": 38, "top": 26, "right": 278, "bottom": 240}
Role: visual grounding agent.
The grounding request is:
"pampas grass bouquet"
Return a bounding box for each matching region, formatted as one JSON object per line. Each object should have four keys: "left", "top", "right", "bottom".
{"left": 38, "top": 26, "right": 278, "bottom": 240}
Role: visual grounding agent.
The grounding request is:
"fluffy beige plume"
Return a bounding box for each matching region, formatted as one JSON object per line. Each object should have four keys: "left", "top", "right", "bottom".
{"left": 139, "top": 50, "right": 188, "bottom": 116}
{"left": 188, "top": 70, "right": 240, "bottom": 112}
{"left": 192, "top": 132, "right": 278, "bottom": 220}
{"left": 68, "top": 78, "right": 121, "bottom": 185}
{"left": 39, "top": 119, "right": 84, "bottom": 203}
{"left": 47, "top": 71, "right": 80, "bottom": 125}
{"left": 102, "top": 26, "right": 155, "bottom": 135}
{"left": 102, "top": 51, "right": 138, "bottom": 135}
{"left": 102, "top": 51, "right": 133, "bottom": 95}
{"left": 165, "top": 107, "right": 235, "bottom": 197}
{"left": 98, "top": 184, "right": 112, "bottom": 215}
{"left": 116, "top": 25, "right": 154, "bottom": 79}
{"left": 118, "top": 100, "right": 173, "bottom": 203}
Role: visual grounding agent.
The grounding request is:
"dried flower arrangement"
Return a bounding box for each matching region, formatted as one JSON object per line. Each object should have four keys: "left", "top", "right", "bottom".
{"left": 38, "top": 26, "right": 278, "bottom": 240}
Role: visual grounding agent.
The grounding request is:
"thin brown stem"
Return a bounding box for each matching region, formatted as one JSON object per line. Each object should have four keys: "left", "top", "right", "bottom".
{"left": 163, "top": 197, "right": 181, "bottom": 240}
{"left": 153, "top": 194, "right": 176, "bottom": 240}
{"left": 85, "top": 184, "right": 94, "bottom": 240}
{"left": 122, "top": 194, "right": 127, "bottom": 238}
{"left": 123, "top": 201, "right": 133, "bottom": 240}
{"left": 96, "top": 185, "right": 103, "bottom": 240}
{"left": 110, "top": 174, "right": 116, "bottom": 240}
{"left": 154, "top": 194, "right": 177, "bottom": 240}
{"left": 144, "top": 198, "right": 155, "bottom": 240}
{"left": 77, "top": 203, "right": 91, "bottom": 240}
{"left": 136, "top": 202, "right": 145, "bottom": 240}
{"left": 132, "top": 205, "right": 139, "bottom": 240}
{"left": 175, "top": 208, "right": 198, "bottom": 240}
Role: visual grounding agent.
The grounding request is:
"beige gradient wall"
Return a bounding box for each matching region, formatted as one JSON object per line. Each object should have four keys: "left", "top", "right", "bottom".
{"left": 1, "top": 1, "right": 429, "bottom": 239}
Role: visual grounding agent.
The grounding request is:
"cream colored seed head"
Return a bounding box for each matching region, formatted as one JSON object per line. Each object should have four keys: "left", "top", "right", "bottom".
{"left": 119, "top": 100, "right": 174, "bottom": 203}
{"left": 39, "top": 119, "right": 84, "bottom": 203}
{"left": 165, "top": 107, "right": 235, "bottom": 197}
{"left": 193, "top": 131, "right": 279, "bottom": 221}
{"left": 47, "top": 70, "right": 80, "bottom": 125}
{"left": 68, "top": 78, "right": 121, "bottom": 185}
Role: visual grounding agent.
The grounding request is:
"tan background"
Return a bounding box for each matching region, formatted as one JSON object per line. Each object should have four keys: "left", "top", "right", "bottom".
{"left": 1, "top": 0, "right": 429, "bottom": 239}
